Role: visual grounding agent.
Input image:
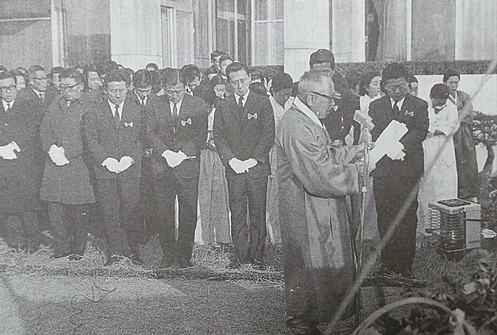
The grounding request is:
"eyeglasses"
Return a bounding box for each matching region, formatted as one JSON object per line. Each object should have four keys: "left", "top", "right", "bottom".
{"left": 135, "top": 87, "right": 152, "bottom": 94}
{"left": 32, "top": 77, "right": 48, "bottom": 81}
{"left": 0, "top": 85, "right": 17, "bottom": 93}
{"left": 385, "top": 82, "right": 408, "bottom": 92}
{"left": 59, "top": 82, "right": 81, "bottom": 92}
{"left": 166, "top": 89, "right": 184, "bottom": 95}
{"left": 312, "top": 91, "right": 336, "bottom": 102}
{"left": 107, "top": 88, "right": 127, "bottom": 95}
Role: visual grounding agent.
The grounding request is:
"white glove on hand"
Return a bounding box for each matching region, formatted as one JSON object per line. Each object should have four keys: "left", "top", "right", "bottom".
{"left": 118, "top": 156, "right": 134, "bottom": 172}
{"left": 162, "top": 150, "right": 185, "bottom": 168}
{"left": 48, "top": 144, "right": 69, "bottom": 166}
{"left": 229, "top": 158, "right": 247, "bottom": 174}
{"left": 242, "top": 158, "right": 257, "bottom": 172}
{"left": 0, "top": 141, "right": 20, "bottom": 160}
{"left": 102, "top": 157, "right": 121, "bottom": 173}
{"left": 385, "top": 141, "right": 405, "bottom": 161}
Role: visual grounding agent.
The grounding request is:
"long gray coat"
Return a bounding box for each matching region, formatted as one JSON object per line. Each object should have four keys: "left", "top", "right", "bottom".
{"left": 39, "top": 96, "right": 95, "bottom": 204}
{"left": 276, "top": 103, "right": 361, "bottom": 323}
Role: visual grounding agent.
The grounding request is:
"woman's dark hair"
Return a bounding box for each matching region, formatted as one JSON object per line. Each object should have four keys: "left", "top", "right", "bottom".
{"left": 358, "top": 72, "right": 381, "bottom": 96}
{"left": 249, "top": 82, "right": 267, "bottom": 96}
{"left": 443, "top": 70, "right": 460, "bottom": 83}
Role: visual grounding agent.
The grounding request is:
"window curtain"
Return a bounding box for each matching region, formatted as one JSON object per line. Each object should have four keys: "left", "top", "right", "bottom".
{"left": 456, "top": 0, "right": 497, "bottom": 60}
{"left": 372, "top": 0, "right": 408, "bottom": 61}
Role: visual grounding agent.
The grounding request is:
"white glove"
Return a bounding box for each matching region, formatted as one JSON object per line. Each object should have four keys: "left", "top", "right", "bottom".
{"left": 0, "top": 141, "right": 19, "bottom": 160}
{"left": 229, "top": 158, "right": 247, "bottom": 174}
{"left": 385, "top": 141, "right": 405, "bottom": 161}
{"left": 48, "top": 144, "right": 69, "bottom": 166}
{"left": 118, "top": 156, "right": 134, "bottom": 172}
{"left": 242, "top": 158, "right": 257, "bottom": 172}
{"left": 162, "top": 150, "right": 186, "bottom": 168}
{"left": 102, "top": 157, "right": 121, "bottom": 173}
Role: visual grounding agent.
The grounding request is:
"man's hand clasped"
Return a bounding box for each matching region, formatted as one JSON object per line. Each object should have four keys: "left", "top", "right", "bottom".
{"left": 229, "top": 157, "right": 257, "bottom": 174}
{"left": 0, "top": 141, "right": 21, "bottom": 160}
{"left": 48, "top": 144, "right": 69, "bottom": 166}
{"left": 102, "top": 156, "right": 135, "bottom": 173}
{"left": 162, "top": 150, "right": 188, "bottom": 168}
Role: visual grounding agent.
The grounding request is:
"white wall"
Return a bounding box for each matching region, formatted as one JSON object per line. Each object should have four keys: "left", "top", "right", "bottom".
{"left": 283, "top": 0, "right": 330, "bottom": 80}
{"left": 109, "top": 0, "right": 163, "bottom": 70}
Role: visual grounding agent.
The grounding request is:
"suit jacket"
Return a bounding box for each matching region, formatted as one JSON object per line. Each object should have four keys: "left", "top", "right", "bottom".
{"left": 146, "top": 93, "right": 208, "bottom": 179}
{"left": 17, "top": 86, "right": 59, "bottom": 110}
{"left": 0, "top": 99, "right": 43, "bottom": 212}
{"left": 370, "top": 93, "right": 429, "bottom": 178}
{"left": 213, "top": 91, "right": 275, "bottom": 178}
{"left": 83, "top": 96, "right": 144, "bottom": 180}
{"left": 40, "top": 96, "right": 95, "bottom": 204}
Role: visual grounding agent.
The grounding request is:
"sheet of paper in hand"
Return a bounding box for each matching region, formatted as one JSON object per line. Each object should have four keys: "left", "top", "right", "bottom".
{"left": 369, "top": 120, "right": 408, "bottom": 166}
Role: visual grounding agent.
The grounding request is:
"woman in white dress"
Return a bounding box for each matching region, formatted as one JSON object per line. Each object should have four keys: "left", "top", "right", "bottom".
{"left": 417, "top": 83, "right": 459, "bottom": 235}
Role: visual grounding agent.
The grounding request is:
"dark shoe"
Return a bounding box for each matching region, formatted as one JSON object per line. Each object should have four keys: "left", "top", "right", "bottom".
{"left": 178, "top": 258, "right": 193, "bottom": 268}
{"left": 160, "top": 256, "right": 175, "bottom": 268}
{"left": 131, "top": 256, "right": 144, "bottom": 266}
{"left": 68, "top": 254, "right": 83, "bottom": 261}
{"left": 104, "top": 255, "right": 119, "bottom": 266}
{"left": 400, "top": 269, "right": 415, "bottom": 280}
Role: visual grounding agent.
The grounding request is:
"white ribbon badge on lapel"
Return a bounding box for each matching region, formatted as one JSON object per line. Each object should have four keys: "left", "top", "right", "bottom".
{"left": 404, "top": 110, "right": 414, "bottom": 117}
{"left": 124, "top": 121, "right": 134, "bottom": 128}
{"left": 333, "top": 105, "right": 339, "bottom": 111}
{"left": 181, "top": 118, "right": 192, "bottom": 126}
{"left": 247, "top": 113, "right": 257, "bottom": 120}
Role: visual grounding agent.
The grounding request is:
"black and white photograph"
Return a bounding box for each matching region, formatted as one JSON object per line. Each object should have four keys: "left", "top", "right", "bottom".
{"left": 0, "top": 0, "right": 496, "bottom": 334}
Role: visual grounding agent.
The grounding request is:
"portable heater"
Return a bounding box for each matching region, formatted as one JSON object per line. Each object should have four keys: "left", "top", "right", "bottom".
{"left": 428, "top": 199, "right": 481, "bottom": 260}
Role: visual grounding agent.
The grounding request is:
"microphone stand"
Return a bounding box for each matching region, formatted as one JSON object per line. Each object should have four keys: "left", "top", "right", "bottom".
{"left": 355, "top": 127, "right": 372, "bottom": 327}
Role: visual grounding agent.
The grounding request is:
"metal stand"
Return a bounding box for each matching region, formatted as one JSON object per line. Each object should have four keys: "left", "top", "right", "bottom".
{"left": 354, "top": 128, "right": 372, "bottom": 327}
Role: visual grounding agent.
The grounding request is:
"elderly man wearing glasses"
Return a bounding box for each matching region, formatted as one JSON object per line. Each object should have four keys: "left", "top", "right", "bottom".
{"left": 39, "top": 68, "right": 95, "bottom": 259}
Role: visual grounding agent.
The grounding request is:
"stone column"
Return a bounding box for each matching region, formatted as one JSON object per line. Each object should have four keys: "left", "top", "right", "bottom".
{"left": 284, "top": 0, "right": 330, "bottom": 80}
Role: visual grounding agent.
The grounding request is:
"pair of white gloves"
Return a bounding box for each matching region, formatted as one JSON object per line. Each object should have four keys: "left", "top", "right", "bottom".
{"left": 161, "top": 150, "right": 188, "bottom": 168}
{"left": 0, "top": 141, "right": 20, "bottom": 160}
{"left": 48, "top": 144, "right": 69, "bottom": 166}
{"left": 102, "top": 156, "right": 134, "bottom": 173}
{"left": 229, "top": 158, "right": 257, "bottom": 174}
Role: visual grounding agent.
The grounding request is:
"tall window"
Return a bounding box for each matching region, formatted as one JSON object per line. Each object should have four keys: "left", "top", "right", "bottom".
{"left": 0, "top": 0, "right": 52, "bottom": 69}
{"left": 366, "top": 0, "right": 494, "bottom": 62}
{"left": 161, "top": 5, "right": 194, "bottom": 68}
{"left": 216, "top": 0, "right": 249, "bottom": 64}
{"left": 251, "top": 0, "right": 284, "bottom": 65}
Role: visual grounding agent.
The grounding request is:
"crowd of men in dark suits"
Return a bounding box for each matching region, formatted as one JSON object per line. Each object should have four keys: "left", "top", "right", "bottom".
{"left": 0, "top": 48, "right": 433, "bottom": 279}
{"left": 0, "top": 54, "right": 278, "bottom": 268}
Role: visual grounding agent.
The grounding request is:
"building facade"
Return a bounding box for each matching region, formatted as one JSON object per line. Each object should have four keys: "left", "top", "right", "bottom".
{"left": 0, "top": 0, "right": 496, "bottom": 77}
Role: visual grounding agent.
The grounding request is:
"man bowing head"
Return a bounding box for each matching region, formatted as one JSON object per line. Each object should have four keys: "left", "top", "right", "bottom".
{"left": 213, "top": 62, "right": 275, "bottom": 266}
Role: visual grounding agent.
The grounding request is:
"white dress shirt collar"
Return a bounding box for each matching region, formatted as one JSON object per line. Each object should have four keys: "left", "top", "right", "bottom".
{"left": 169, "top": 99, "right": 183, "bottom": 115}
{"left": 234, "top": 90, "right": 250, "bottom": 107}
{"left": 108, "top": 100, "right": 123, "bottom": 118}
{"left": 2, "top": 99, "right": 14, "bottom": 111}
{"left": 293, "top": 96, "right": 325, "bottom": 129}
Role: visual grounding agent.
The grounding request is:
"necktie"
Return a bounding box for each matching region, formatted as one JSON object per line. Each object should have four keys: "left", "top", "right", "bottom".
{"left": 172, "top": 103, "right": 178, "bottom": 131}
{"left": 392, "top": 100, "right": 400, "bottom": 119}
{"left": 6, "top": 102, "right": 10, "bottom": 111}
{"left": 39, "top": 92, "right": 45, "bottom": 103}
{"left": 114, "top": 104, "right": 120, "bottom": 127}
{"left": 237, "top": 95, "right": 244, "bottom": 118}
{"left": 141, "top": 97, "right": 146, "bottom": 108}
